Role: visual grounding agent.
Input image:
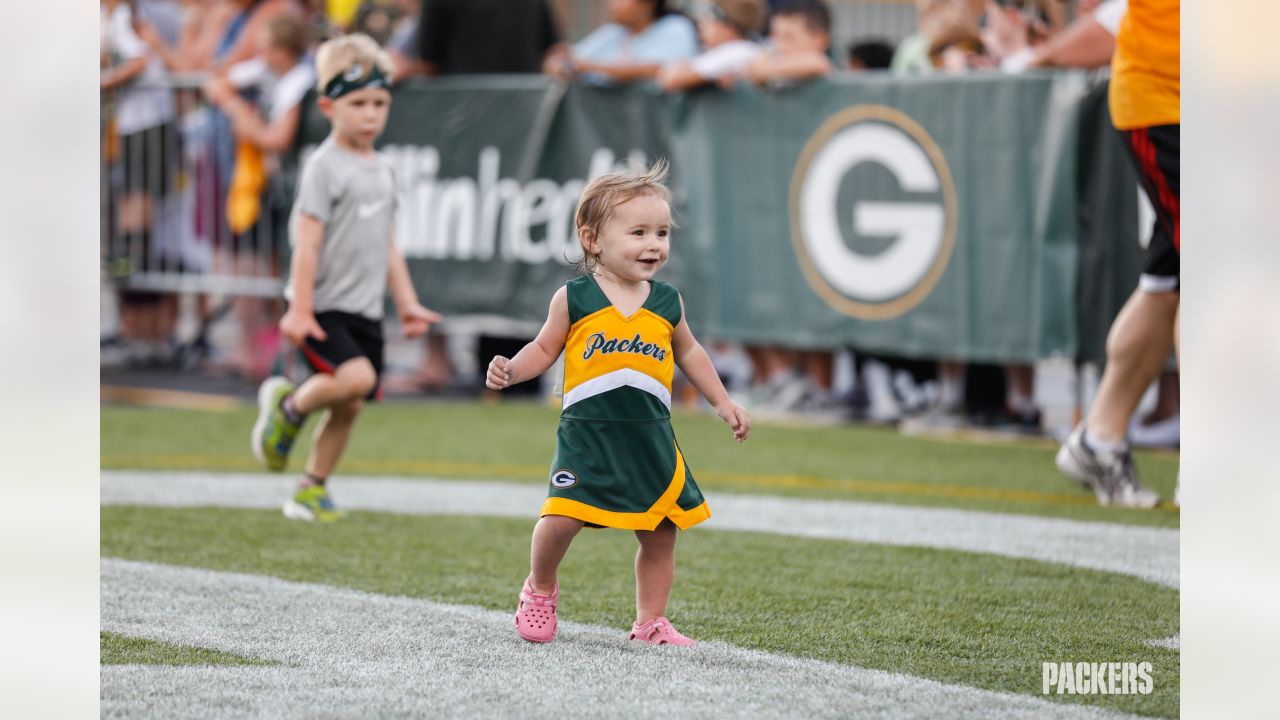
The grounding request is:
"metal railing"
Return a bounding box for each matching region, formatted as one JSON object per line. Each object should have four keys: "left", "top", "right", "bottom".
{"left": 101, "top": 76, "right": 286, "bottom": 298}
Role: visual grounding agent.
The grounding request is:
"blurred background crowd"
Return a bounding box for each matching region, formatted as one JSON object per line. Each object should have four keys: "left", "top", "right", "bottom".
{"left": 100, "top": 0, "right": 1178, "bottom": 447}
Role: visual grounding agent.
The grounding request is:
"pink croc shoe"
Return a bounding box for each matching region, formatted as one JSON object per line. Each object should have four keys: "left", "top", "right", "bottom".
{"left": 515, "top": 577, "right": 558, "bottom": 643}
{"left": 628, "top": 616, "right": 695, "bottom": 646}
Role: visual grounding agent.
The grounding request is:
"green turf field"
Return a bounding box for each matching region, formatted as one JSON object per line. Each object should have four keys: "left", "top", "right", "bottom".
{"left": 101, "top": 400, "right": 1180, "bottom": 527}
{"left": 101, "top": 632, "right": 279, "bottom": 667}
{"left": 101, "top": 399, "right": 1180, "bottom": 718}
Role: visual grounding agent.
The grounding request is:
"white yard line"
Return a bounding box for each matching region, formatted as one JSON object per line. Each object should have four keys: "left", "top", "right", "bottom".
{"left": 101, "top": 559, "right": 1143, "bottom": 720}
{"left": 102, "top": 471, "right": 1179, "bottom": 588}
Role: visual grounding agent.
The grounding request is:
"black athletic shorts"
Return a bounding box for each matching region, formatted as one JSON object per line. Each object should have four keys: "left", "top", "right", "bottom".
{"left": 1118, "top": 123, "right": 1180, "bottom": 292}
{"left": 300, "top": 310, "right": 385, "bottom": 400}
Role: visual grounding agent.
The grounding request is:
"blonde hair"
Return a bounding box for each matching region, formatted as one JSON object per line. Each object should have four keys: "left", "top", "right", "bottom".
{"left": 314, "top": 33, "right": 395, "bottom": 92}
{"left": 573, "top": 159, "right": 674, "bottom": 275}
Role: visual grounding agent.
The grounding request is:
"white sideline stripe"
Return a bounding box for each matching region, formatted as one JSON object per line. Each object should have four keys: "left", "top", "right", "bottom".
{"left": 562, "top": 368, "right": 671, "bottom": 410}
{"left": 101, "top": 559, "right": 1141, "bottom": 720}
{"left": 1148, "top": 635, "right": 1180, "bottom": 651}
{"left": 101, "top": 471, "right": 1180, "bottom": 589}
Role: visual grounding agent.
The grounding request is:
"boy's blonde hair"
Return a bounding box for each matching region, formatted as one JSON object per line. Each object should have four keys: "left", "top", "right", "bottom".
{"left": 314, "top": 33, "right": 395, "bottom": 92}
{"left": 574, "top": 159, "right": 674, "bottom": 274}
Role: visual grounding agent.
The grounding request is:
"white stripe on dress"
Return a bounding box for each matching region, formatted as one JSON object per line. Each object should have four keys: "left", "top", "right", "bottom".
{"left": 561, "top": 368, "right": 672, "bottom": 411}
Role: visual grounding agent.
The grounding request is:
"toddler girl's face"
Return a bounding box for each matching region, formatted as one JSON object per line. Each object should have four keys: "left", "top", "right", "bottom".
{"left": 592, "top": 193, "right": 671, "bottom": 283}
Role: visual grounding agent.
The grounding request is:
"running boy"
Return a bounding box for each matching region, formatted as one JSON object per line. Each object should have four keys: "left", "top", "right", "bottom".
{"left": 486, "top": 160, "right": 751, "bottom": 645}
{"left": 251, "top": 33, "right": 441, "bottom": 522}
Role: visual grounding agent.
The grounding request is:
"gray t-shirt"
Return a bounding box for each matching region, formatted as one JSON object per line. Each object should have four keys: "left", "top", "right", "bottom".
{"left": 286, "top": 138, "right": 397, "bottom": 320}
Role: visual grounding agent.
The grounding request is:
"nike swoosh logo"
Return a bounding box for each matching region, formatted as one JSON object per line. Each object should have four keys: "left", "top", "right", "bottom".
{"left": 357, "top": 200, "right": 388, "bottom": 218}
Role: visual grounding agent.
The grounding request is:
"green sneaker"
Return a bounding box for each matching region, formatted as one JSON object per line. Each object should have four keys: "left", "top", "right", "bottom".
{"left": 251, "top": 376, "right": 302, "bottom": 471}
{"left": 283, "top": 484, "right": 343, "bottom": 522}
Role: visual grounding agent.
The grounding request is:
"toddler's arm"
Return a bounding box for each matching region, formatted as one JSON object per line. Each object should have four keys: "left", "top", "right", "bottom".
{"left": 279, "top": 214, "right": 327, "bottom": 347}
{"left": 671, "top": 297, "right": 751, "bottom": 442}
{"left": 487, "top": 288, "right": 570, "bottom": 390}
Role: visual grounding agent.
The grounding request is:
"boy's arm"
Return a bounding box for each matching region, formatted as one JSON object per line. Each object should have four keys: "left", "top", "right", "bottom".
{"left": 573, "top": 59, "right": 665, "bottom": 83}
{"left": 671, "top": 296, "right": 750, "bottom": 441}
{"left": 655, "top": 61, "right": 711, "bottom": 92}
{"left": 387, "top": 226, "right": 443, "bottom": 338}
{"left": 205, "top": 77, "right": 302, "bottom": 153}
{"left": 744, "top": 52, "right": 833, "bottom": 85}
{"left": 279, "top": 214, "right": 327, "bottom": 347}
{"left": 486, "top": 287, "right": 570, "bottom": 390}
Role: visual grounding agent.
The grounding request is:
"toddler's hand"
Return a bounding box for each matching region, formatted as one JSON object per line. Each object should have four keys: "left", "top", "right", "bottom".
{"left": 716, "top": 401, "right": 751, "bottom": 442}
{"left": 280, "top": 309, "right": 326, "bottom": 348}
{"left": 486, "top": 356, "right": 514, "bottom": 390}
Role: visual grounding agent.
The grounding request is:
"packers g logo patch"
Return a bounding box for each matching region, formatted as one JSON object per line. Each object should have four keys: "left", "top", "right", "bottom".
{"left": 790, "top": 105, "right": 957, "bottom": 320}
{"left": 550, "top": 469, "right": 578, "bottom": 489}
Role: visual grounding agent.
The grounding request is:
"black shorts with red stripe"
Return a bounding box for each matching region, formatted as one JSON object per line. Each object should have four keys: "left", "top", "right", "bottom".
{"left": 1118, "top": 123, "right": 1180, "bottom": 292}
{"left": 301, "top": 311, "right": 385, "bottom": 401}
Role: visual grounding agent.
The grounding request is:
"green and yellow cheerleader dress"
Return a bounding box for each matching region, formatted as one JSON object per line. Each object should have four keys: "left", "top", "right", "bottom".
{"left": 541, "top": 276, "right": 710, "bottom": 530}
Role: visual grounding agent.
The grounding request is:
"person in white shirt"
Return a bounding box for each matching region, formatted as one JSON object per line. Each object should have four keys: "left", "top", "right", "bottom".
{"left": 205, "top": 14, "right": 314, "bottom": 165}
{"left": 656, "top": 0, "right": 766, "bottom": 92}
{"left": 101, "top": 0, "right": 182, "bottom": 362}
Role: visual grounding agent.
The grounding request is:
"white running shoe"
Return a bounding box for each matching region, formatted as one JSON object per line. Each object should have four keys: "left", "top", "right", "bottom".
{"left": 1056, "top": 426, "right": 1160, "bottom": 509}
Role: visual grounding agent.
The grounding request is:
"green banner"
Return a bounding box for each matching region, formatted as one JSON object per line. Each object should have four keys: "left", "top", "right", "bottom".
{"left": 296, "top": 73, "right": 1137, "bottom": 363}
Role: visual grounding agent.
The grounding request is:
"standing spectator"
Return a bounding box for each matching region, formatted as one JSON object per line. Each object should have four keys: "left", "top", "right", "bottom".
{"left": 656, "top": 0, "right": 766, "bottom": 92}
{"left": 203, "top": 14, "right": 315, "bottom": 378}
{"left": 891, "top": 0, "right": 983, "bottom": 74}
{"left": 384, "top": 0, "right": 426, "bottom": 80}
{"left": 208, "top": 15, "right": 315, "bottom": 184}
{"left": 215, "top": 0, "right": 305, "bottom": 71}
{"left": 543, "top": 0, "right": 698, "bottom": 85}
{"left": 352, "top": 0, "right": 406, "bottom": 45}
{"left": 743, "top": 0, "right": 833, "bottom": 86}
{"left": 1056, "top": 0, "right": 1179, "bottom": 508}
{"left": 1028, "top": 0, "right": 1125, "bottom": 69}
{"left": 138, "top": 0, "right": 238, "bottom": 73}
{"left": 414, "top": 0, "right": 561, "bottom": 75}
{"left": 101, "top": 0, "right": 182, "bottom": 365}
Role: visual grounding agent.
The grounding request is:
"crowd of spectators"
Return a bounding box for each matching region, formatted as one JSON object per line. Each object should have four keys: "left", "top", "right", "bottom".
{"left": 100, "top": 0, "right": 1176, "bottom": 443}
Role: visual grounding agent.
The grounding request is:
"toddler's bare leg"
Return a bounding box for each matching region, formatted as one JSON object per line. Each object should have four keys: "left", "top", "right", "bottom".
{"left": 634, "top": 519, "right": 678, "bottom": 624}
{"left": 529, "top": 515, "right": 584, "bottom": 594}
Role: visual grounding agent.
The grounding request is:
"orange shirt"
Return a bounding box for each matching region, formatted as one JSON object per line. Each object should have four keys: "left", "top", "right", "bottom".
{"left": 1109, "top": 0, "right": 1180, "bottom": 129}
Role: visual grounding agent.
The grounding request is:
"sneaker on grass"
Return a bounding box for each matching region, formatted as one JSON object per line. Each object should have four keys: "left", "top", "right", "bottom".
{"left": 283, "top": 484, "right": 343, "bottom": 522}
{"left": 1056, "top": 425, "right": 1160, "bottom": 509}
{"left": 251, "top": 376, "right": 303, "bottom": 472}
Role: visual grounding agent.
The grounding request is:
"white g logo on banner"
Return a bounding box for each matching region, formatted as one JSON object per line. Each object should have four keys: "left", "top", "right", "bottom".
{"left": 790, "top": 105, "right": 957, "bottom": 320}
{"left": 550, "top": 470, "right": 578, "bottom": 489}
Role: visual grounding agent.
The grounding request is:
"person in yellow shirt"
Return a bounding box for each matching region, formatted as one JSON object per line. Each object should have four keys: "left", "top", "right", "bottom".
{"left": 1057, "top": 0, "right": 1180, "bottom": 508}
